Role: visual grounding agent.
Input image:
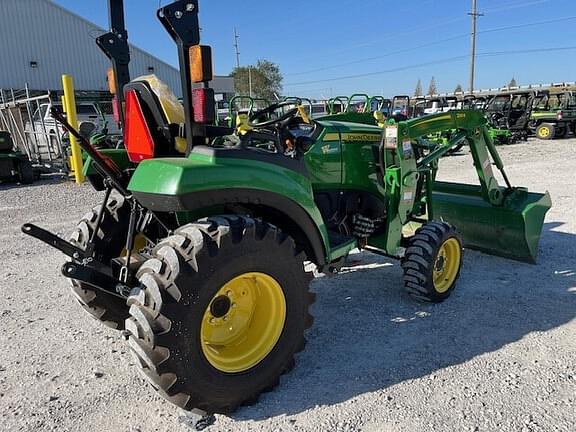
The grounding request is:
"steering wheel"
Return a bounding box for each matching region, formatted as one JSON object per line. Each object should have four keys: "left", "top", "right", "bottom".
{"left": 249, "top": 101, "right": 300, "bottom": 128}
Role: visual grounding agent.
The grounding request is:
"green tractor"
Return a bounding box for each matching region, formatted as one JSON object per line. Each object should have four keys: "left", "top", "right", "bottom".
{"left": 529, "top": 90, "right": 576, "bottom": 139}
{"left": 0, "top": 131, "right": 35, "bottom": 184}
{"left": 23, "top": 0, "right": 551, "bottom": 416}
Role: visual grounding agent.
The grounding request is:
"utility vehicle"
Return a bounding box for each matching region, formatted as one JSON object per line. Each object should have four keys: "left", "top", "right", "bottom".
{"left": 529, "top": 90, "right": 576, "bottom": 139}
{"left": 0, "top": 131, "right": 34, "bottom": 184}
{"left": 23, "top": 0, "right": 551, "bottom": 416}
{"left": 484, "top": 90, "right": 540, "bottom": 144}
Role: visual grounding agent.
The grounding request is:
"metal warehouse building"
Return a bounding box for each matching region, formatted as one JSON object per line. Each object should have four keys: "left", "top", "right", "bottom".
{"left": 0, "top": 0, "right": 233, "bottom": 97}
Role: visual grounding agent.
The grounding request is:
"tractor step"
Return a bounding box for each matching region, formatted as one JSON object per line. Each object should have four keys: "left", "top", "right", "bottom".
{"left": 328, "top": 231, "right": 354, "bottom": 249}
{"left": 327, "top": 231, "right": 357, "bottom": 263}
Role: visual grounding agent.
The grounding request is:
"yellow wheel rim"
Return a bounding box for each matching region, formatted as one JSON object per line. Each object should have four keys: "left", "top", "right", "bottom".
{"left": 432, "top": 238, "right": 461, "bottom": 293}
{"left": 200, "top": 272, "right": 286, "bottom": 373}
{"left": 538, "top": 127, "right": 550, "bottom": 138}
{"left": 121, "top": 234, "right": 147, "bottom": 257}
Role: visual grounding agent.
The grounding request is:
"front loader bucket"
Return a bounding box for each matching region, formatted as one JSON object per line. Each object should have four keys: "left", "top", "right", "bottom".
{"left": 431, "top": 182, "right": 551, "bottom": 263}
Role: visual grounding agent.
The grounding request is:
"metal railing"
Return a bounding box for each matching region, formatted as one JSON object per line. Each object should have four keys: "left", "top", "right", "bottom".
{"left": 0, "top": 85, "right": 66, "bottom": 171}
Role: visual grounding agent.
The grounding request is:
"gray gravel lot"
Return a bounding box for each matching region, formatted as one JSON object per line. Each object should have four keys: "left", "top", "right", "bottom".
{"left": 0, "top": 138, "right": 574, "bottom": 432}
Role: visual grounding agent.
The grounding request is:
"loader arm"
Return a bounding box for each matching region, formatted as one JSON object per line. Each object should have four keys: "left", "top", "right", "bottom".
{"left": 403, "top": 110, "right": 509, "bottom": 206}
{"left": 382, "top": 110, "right": 551, "bottom": 263}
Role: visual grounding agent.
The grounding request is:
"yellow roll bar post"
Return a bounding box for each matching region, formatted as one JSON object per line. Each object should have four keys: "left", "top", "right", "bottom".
{"left": 61, "top": 74, "right": 84, "bottom": 184}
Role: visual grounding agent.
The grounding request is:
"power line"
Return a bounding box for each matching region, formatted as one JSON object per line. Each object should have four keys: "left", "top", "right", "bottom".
{"left": 284, "top": 46, "right": 576, "bottom": 87}
{"left": 286, "top": 56, "right": 471, "bottom": 87}
{"left": 478, "top": 45, "right": 576, "bottom": 58}
{"left": 482, "top": 0, "right": 551, "bottom": 14}
{"left": 286, "top": 0, "right": 553, "bottom": 65}
{"left": 284, "top": 15, "right": 576, "bottom": 78}
{"left": 285, "top": 35, "right": 467, "bottom": 77}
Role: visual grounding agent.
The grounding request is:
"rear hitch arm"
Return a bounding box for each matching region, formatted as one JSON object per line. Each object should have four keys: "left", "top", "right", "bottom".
{"left": 21, "top": 224, "right": 88, "bottom": 260}
{"left": 62, "top": 262, "right": 132, "bottom": 299}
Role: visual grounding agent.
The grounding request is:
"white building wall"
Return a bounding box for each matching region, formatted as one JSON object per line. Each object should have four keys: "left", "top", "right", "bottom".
{"left": 0, "top": 0, "right": 183, "bottom": 95}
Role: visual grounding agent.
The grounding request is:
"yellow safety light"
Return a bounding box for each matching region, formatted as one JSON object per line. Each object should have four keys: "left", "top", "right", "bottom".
{"left": 107, "top": 67, "right": 117, "bottom": 94}
{"left": 189, "top": 45, "right": 213, "bottom": 83}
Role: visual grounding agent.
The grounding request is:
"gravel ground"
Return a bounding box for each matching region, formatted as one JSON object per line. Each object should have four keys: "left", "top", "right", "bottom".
{"left": 0, "top": 138, "right": 574, "bottom": 432}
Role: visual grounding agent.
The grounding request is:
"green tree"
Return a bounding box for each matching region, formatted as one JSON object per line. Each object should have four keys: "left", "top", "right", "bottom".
{"left": 230, "top": 59, "right": 283, "bottom": 101}
{"left": 454, "top": 83, "right": 463, "bottom": 94}
{"left": 508, "top": 77, "right": 518, "bottom": 87}
{"left": 414, "top": 79, "right": 423, "bottom": 97}
{"left": 428, "top": 77, "right": 437, "bottom": 96}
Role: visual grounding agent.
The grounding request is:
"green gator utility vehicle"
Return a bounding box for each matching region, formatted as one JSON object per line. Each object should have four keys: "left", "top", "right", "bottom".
{"left": 23, "top": 0, "right": 551, "bottom": 416}
{"left": 0, "top": 131, "right": 34, "bottom": 184}
{"left": 529, "top": 90, "right": 576, "bottom": 139}
{"left": 484, "top": 90, "right": 539, "bottom": 144}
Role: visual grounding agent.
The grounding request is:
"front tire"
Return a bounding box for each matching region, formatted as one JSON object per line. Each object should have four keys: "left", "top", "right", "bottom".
{"left": 126, "top": 216, "right": 314, "bottom": 414}
{"left": 402, "top": 221, "right": 463, "bottom": 302}
{"left": 536, "top": 124, "right": 555, "bottom": 140}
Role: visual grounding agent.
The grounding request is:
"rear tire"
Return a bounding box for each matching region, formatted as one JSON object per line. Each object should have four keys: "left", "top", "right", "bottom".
{"left": 18, "top": 160, "right": 34, "bottom": 184}
{"left": 68, "top": 193, "right": 131, "bottom": 329}
{"left": 125, "top": 215, "right": 314, "bottom": 414}
{"left": 402, "top": 221, "right": 463, "bottom": 303}
{"left": 555, "top": 126, "right": 567, "bottom": 138}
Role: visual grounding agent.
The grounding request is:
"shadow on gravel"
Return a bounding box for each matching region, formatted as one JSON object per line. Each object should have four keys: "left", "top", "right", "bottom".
{"left": 234, "top": 222, "right": 576, "bottom": 420}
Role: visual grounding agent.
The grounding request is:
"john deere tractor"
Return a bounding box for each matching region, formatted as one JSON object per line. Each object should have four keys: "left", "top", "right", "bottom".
{"left": 23, "top": 0, "right": 551, "bottom": 416}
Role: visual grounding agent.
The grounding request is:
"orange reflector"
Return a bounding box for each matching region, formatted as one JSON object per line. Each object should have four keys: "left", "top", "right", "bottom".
{"left": 112, "top": 95, "right": 121, "bottom": 125}
{"left": 192, "top": 88, "right": 216, "bottom": 124}
{"left": 189, "top": 45, "right": 213, "bottom": 83}
{"left": 107, "top": 68, "right": 117, "bottom": 94}
{"left": 124, "top": 90, "right": 155, "bottom": 162}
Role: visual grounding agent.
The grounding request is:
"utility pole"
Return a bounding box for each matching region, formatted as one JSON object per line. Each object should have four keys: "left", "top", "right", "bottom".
{"left": 233, "top": 27, "right": 241, "bottom": 68}
{"left": 248, "top": 67, "right": 253, "bottom": 97}
{"left": 468, "top": 0, "right": 483, "bottom": 94}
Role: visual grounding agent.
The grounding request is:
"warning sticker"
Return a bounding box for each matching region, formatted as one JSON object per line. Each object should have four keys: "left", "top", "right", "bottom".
{"left": 385, "top": 126, "right": 398, "bottom": 149}
{"left": 402, "top": 139, "right": 413, "bottom": 159}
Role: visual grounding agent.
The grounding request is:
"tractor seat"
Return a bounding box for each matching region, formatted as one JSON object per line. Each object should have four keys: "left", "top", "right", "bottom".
{"left": 124, "top": 75, "right": 186, "bottom": 156}
{"left": 0, "top": 131, "right": 14, "bottom": 153}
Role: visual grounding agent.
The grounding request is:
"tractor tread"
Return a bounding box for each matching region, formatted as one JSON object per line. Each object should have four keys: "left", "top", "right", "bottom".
{"left": 401, "top": 221, "right": 462, "bottom": 303}
{"left": 68, "top": 192, "right": 131, "bottom": 329}
{"left": 125, "top": 215, "right": 314, "bottom": 414}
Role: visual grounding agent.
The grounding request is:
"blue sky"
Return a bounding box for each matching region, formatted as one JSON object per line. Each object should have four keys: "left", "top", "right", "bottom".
{"left": 53, "top": 0, "right": 576, "bottom": 98}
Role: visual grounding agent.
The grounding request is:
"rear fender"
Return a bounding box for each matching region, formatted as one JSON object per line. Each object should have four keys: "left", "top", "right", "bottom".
{"left": 128, "top": 154, "right": 331, "bottom": 265}
{"left": 82, "top": 148, "right": 133, "bottom": 176}
{"left": 82, "top": 148, "right": 133, "bottom": 191}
